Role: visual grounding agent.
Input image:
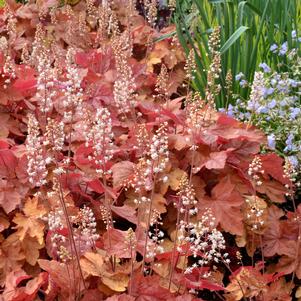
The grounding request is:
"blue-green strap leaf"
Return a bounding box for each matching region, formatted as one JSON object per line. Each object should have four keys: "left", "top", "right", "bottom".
{"left": 220, "top": 26, "right": 249, "bottom": 54}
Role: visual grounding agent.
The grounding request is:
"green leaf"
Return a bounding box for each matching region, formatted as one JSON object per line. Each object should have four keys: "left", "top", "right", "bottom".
{"left": 245, "top": 2, "right": 262, "bottom": 16}
{"left": 0, "top": 0, "right": 5, "bottom": 7}
{"left": 153, "top": 31, "right": 176, "bottom": 43}
{"left": 209, "top": 0, "right": 232, "bottom": 3}
{"left": 237, "top": 1, "right": 247, "bottom": 26}
{"left": 220, "top": 26, "right": 249, "bottom": 54}
{"left": 249, "top": 0, "right": 271, "bottom": 72}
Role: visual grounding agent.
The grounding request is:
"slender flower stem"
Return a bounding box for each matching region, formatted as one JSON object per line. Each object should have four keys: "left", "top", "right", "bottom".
{"left": 259, "top": 234, "right": 265, "bottom": 274}
{"left": 141, "top": 173, "right": 157, "bottom": 274}
{"left": 57, "top": 177, "right": 87, "bottom": 291}
{"left": 223, "top": 260, "right": 248, "bottom": 301}
{"left": 168, "top": 208, "right": 180, "bottom": 290}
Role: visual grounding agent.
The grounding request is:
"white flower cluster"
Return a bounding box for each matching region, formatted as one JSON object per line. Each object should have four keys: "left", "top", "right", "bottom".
{"left": 147, "top": 122, "right": 169, "bottom": 174}
{"left": 177, "top": 175, "right": 198, "bottom": 216}
{"left": 48, "top": 209, "right": 64, "bottom": 232}
{"left": 112, "top": 30, "right": 136, "bottom": 114}
{"left": 97, "top": 0, "right": 119, "bottom": 43}
{"left": 75, "top": 205, "right": 99, "bottom": 249}
{"left": 155, "top": 64, "right": 168, "bottom": 98}
{"left": 47, "top": 205, "right": 99, "bottom": 260}
{"left": 0, "top": 36, "right": 8, "bottom": 52}
{"left": 36, "top": 52, "right": 57, "bottom": 113}
{"left": 1, "top": 55, "right": 16, "bottom": 89}
{"left": 248, "top": 155, "right": 264, "bottom": 186}
{"left": 45, "top": 118, "right": 65, "bottom": 151}
{"left": 145, "top": 210, "right": 164, "bottom": 260}
{"left": 146, "top": 233, "right": 164, "bottom": 259}
{"left": 145, "top": 232, "right": 164, "bottom": 260}
{"left": 144, "top": 0, "right": 157, "bottom": 27}
{"left": 113, "top": 74, "right": 136, "bottom": 114}
{"left": 57, "top": 245, "right": 72, "bottom": 263}
{"left": 100, "top": 204, "right": 114, "bottom": 230}
{"left": 127, "top": 159, "right": 151, "bottom": 192}
{"left": 53, "top": 167, "right": 65, "bottom": 175}
{"left": 247, "top": 72, "right": 265, "bottom": 111}
{"left": 184, "top": 49, "right": 197, "bottom": 81}
{"left": 180, "top": 209, "right": 228, "bottom": 274}
{"left": 134, "top": 196, "right": 151, "bottom": 205}
{"left": 284, "top": 157, "right": 299, "bottom": 188}
{"left": 125, "top": 228, "right": 137, "bottom": 253}
{"left": 130, "top": 123, "right": 169, "bottom": 192}
{"left": 244, "top": 196, "right": 265, "bottom": 231}
{"left": 46, "top": 209, "right": 71, "bottom": 262}
{"left": 62, "top": 49, "right": 83, "bottom": 121}
{"left": 85, "top": 108, "right": 114, "bottom": 176}
{"left": 26, "top": 113, "right": 48, "bottom": 186}
{"left": 136, "top": 124, "right": 150, "bottom": 155}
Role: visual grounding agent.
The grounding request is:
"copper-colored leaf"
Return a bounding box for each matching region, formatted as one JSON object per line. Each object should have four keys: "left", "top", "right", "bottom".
{"left": 198, "top": 176, "right": 244, "bottom": 235}
{"left": 0, "top": 234, "right": 25, "bottom": 285}
{"left": 104, "top": 228, "right": 135, "bottom": 258}
{"left": 204, "top": 150, "right": 231, "bottom": 170}
{"left": 80, "top": 251, "right": 105, "bottom": 278}
{"left": 0, "top": 179, "right": 22, "bottom": 214}
{"left": 168, "top": 168, "right": 187, "bottom": 191}
{"left": 102, "top": 273, "right": 129, "bottom": 292}
{"left": 112, "top": 161, "right": 135, "bottom": 188}
{"left": 13, "top": 197, "right": 47, "bottom": 244}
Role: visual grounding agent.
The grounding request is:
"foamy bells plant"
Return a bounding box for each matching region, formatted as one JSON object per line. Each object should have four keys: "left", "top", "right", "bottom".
{"left": 0, "top": 0, "right": 298, "bottom": 299}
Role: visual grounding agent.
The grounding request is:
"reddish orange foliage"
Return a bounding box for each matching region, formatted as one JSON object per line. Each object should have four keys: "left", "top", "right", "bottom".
{"left": 0, "top": 1, "right": 298, "bottom": 301}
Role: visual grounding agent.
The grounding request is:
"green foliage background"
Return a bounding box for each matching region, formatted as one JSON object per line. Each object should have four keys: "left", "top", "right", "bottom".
{"left": 174, "top": 0, "right": 301, "bottom": 107}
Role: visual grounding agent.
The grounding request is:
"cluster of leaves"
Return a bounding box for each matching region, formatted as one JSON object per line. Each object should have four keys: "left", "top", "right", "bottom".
{"left": 0, "top": 1, "right": 300, "bottom": 301}
{"left": 174, "top": 0, "right": 300, "bottom": 106}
